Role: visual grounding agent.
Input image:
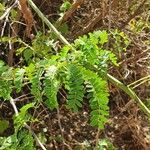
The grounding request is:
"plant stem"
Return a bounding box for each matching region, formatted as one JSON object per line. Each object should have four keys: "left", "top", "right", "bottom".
{"left": 28, "top": 0, "right": 71, "bottom": 47}
{"left": 128, "top": 75, "right": 150, "bottom": 87}
{"left": 10, "top": 97, "right": 47, "bottom": 150}
{"left": 106, "top": 74, "right": 150, "bottom": 118}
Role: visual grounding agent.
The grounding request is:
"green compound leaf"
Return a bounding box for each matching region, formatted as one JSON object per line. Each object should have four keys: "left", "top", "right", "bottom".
{"left": 14, "top": 68, "right": 25, "bottom": 93}
{"left": 66, "top": 64, "right": 84, "bottom": 112}
{"left": 80, "top": 67, "right": 109, "bottom": 129}
{"left": 44, "top": 65, "right": 60, "bottom": 110}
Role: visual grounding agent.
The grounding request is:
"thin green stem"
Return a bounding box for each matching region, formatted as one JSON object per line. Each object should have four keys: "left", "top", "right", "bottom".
{"left": 106, "top": 74, "right": 150, "bottom": 118}
{"left": 128, "top": 75, "right": 150, "bottom": 87}
{"left": 132, "top": 79, "right": 150, "bottom": 89}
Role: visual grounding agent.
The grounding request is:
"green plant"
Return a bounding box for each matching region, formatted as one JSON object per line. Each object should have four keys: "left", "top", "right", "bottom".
{"left": 1, "top": 22, "right": 150, "bottom": 147}
{"left": 129, "top": 17, "right": 149, "bottom": 33}
{"left": 0, "top": 29, "right": 118, "bottom": 148}
{"left": 60, "top": 0, "right": 71, "bottom": 12}
{"left": 0, "top": 103, "right": 35, "bottom": 149}
{"left": 0, "top": 129, "right": 35, "bottom": 150}
{"left": 0, "top": 1, "right": 150, "bottom": 149}
{"left": 110, "top": 29, "right": 130, "bottom": 53}
{"left": 0, "top": 30, "right": 116, "bottom": 126}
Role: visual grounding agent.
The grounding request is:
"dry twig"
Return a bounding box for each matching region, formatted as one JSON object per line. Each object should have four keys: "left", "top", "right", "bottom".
{"left": 57, "top": 0, "right": 84, "bottom": 25}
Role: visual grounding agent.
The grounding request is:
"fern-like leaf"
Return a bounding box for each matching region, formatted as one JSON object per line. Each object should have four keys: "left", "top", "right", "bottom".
{"left": 14, "top": 103, "right": 34, "bottom": 130}
{"left": 17, "top": 129, "right": 35, "bottom": 150}
{"left": 44, "top": 65, "right": 59, "bottom": 110}
{"left": 14, "top": 68, "right": 25, "bottom": 93}
{"left": 26, "top": 64, "right": 43, "bottom": 101}
{"left": 80, "top": 67, "right": 109, "bottom": 129}
{"left": 66, "top": 64, "right": 84, "bottom": 112}
{"left": 89, "top": 78, "right": 109, "bottom": 129}
{"left": 0, "top": 80, "right": 12, "bottom": 100}
{"left": 74, "top": 35, "right": 98, "bottom": 65}
{"left": 0, "top": 61, "right": 13, "bottom": 99}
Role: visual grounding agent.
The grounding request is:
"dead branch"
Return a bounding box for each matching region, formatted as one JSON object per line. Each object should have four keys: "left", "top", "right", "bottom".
{"left": 76, "top": 12, "right": 102, "bottom": 37}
